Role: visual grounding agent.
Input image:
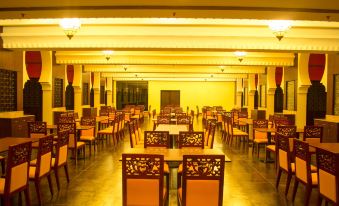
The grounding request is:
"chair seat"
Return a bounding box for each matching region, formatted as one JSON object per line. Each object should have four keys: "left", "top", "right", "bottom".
{"left": 29, "top": 166, "right": 36, "bottom": 179}
{"left": 254, "top": 139, "right": 268, "bottom": 143}
{"left": 98, "top": 128, "right": 113, "bottom": 134}
{"left": 0, "top": 178, "right": 4, "bottom": 194}
{"left": 266, "top": 145, "right": 276, "bottom": 152}
{"left": 311, "top": 165, "right": 317, "bottom": 172}
{"left": 0, "top": 156, "right": 4, "bottom": 160}
{"left": 51, "top": 158, "right": 56, "bottom": 167}
{"left": 80, "top": 136, "right": 95, "bottom": 141}
{"left": 30, "top": 159, "right": 37, "bottom": 166}
{"left": 164, "top": 163, "right": 169, "bottom": 174}
{"left": 311, "top": 172, "right": 318, "bottom": 185}
{"left": 69, "top": 142, "right": 86, "bottom": 149}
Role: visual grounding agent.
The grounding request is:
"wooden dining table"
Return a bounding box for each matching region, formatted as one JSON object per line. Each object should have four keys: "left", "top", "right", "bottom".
{"left": 308, "top": 142, "right": 339, "bottom": 154}
{"left": 155, "top": 124, "right": 188, "bottom": 135}
{"left": 123, "top": 148, "right": 231, "bottom": 162}
{"left": 0, "top": 137, "right": 40, "bottom": 153}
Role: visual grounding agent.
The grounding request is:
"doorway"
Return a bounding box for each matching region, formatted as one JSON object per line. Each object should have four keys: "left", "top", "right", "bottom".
{"left": 161, "top": 90, "right": 180, "bottom": 108}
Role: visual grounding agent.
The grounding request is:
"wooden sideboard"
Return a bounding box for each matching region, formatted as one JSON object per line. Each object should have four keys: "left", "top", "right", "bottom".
{"left": 0, "top": 111, "right": 35, "bottom": 137}
{"left": 314, "top": 116, "right": 339, "bottom": 143}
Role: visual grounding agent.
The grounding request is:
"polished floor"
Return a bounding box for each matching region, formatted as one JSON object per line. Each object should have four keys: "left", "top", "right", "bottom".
{"left": 19, "top": 116, "right": 319, "bottom": 206}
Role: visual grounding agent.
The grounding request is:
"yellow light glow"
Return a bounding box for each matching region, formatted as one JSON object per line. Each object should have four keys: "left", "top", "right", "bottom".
{"left": 268, "top": 20, "right": 292, "bottom": 41}
{"left": 59, "top": 18, "right": 81, "bottom": 39}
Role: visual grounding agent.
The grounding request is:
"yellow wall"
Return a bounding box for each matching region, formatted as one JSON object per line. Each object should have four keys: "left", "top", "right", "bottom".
{"left": 148, "top": 81, "right": 235, "bottom": 113}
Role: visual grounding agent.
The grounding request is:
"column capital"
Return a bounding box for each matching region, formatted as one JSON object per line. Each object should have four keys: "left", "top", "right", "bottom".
{"left": 267, "top": 88, "right": 276, "bottom": 95}
{"left": 40, "top": 82, "right": 52, "bottom": 91}
{"left": 298, "top": 85, "right": 310, "bottom": 94}
{"left": 248, "top": 90, "right": 256, "bottom": 95}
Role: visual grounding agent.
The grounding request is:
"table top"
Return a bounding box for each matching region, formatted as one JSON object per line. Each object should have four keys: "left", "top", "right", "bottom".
{"left": 123, "top": 148, "right": 231, "bottom": 162}
{"left": 309, "top": 142, "right": 339, "bottom": 154}
{"left": 47, "top": 125, "right": 94, "bottom": 130}
{"left": 0, "top": 137, "right": 39, "bottom": 153}
{"left": 254, "top": 127, "right": 304, "bottom": 133}
{"left": 155, "top": 124, "right": 188, "bottom": 135}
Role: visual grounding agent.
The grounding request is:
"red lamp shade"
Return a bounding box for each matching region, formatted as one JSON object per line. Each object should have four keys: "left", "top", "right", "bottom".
{"left": 308, "top": 54, "right": 326, "bottom": 81}
{"left": 91, "top": 72, "right": 94, "bottom": 86}
{"left": 67, "top": 65, "right": 74, "bottom": 84}
{"left": 275, "top": 67, "right": 283, "bottom": 86}
{"left": 25, "top": 51, "right": 42, "bottom": 80}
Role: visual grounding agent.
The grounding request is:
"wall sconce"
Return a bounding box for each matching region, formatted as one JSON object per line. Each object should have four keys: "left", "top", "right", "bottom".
{"left": 219, "top": 65, "right": 225, "bottom": 72}
{"left": 234, "top": 51, "right": 247, "bottom": 62}
{"left": 268, "top": 20, "right": 292, "bottom": 41}
{"left": 59, "top": 18, "right": 81, "bottom": 40}
{"left": 102, "top": 50, "right": 114, "bottom": 61}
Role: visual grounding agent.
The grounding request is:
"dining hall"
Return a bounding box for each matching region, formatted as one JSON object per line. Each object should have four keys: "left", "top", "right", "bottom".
{"left": 0, "top": 0, "right": 339, "bottom": 205}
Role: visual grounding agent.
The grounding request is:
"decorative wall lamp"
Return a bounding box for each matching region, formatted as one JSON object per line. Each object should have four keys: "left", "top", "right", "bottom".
{"left": 268, "top": 20, "right": 292, "bottom": 41}
{"left": 59, "top": 18, "right": 81, "bottom": 40}
{"left": 102, "top": 50, "right": 114, "bottom": 61}
{"left": 234, "top": 51, "right": 247, "bottom": 62}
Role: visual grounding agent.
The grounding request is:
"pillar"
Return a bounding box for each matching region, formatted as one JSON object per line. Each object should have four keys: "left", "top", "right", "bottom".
{"left": 106, "top": 77, "right": 113, "bottom": 107}
{"left": 236, "top": 79, "right": 243, "bottom": 108}
{"left": 266, "top": 67, "right": 276, "bottom": 119}
{"left": 113, "top": 80, "right": 117, "bottom": 108}
{"left": 296, "top": 53, "right": 312, "bottom": 129}
{"left": 39, "top": 51, "right": 53, "bottom": 124}
{"left": 93, "top": 72, "right": 100, "bottom": 114}
{"left": 248, "top": 74, "right": 256, "bottom": 117}
{"left": 73, "top": 65, "right": 83, "bottom": 117}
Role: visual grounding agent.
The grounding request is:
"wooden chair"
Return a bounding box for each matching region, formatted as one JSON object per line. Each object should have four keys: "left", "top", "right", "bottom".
{"left": 80, "top": 117, "right": 96, "bottom": 156}
{"left": 122, "top": 154, "right": 167, "bottom": 206}
{"left": 178, "top": 155, "right": 225, "bottom": 206}
{"left": 29, "top": 135, "right": 54, "bottom": 206}
{"left": 128, "top": 121, "right": 143, "bottom": 148}
{"left": 177, "top": 131, "right": 204, "bottom": 187}
{"left": 226, "top": 116, "right": 248, "bottom": 146}
{"left": 0, "top": 141, "right": 32, "bottom": 206}
{"left": 303, "top": 126, "right": 323, "bottom": 154}
{"left": 28, "top": 121, "right": 47, "bottom": 138}
{"left": 97, "top": 118, "right": 118, "bottom": 146}
{"left": 144, "top": 131, "right": 170, "bottom": 198}
{"left": 275, "top": 125, "right": 296, "bottom": 196}
{"left": 205, "top": 122, "right": 216, "bottom": 149}
{"left": 157, "top": 116, "right": 171, "bottom": 124}
{"left": 57, "top": 122, "right": 85, "bottom": 165}
{"left": 58, "top": 116, "right": 75, "bottom": 124}
{"left": 292, "top": 139, "right": 318, "bottom": 205}
{"left": 144, "top": 131, "right": 170, "bottom": 148}
{"left": 52, "top": 130, "right": 70, "bottom": 191}
{"left": 178, "top": 131, "right": 204, "bottom": 149}
{"left": 252, "top": 120, "right": 268, "bottom": 158}
{"left": 316, "top": 147, "right": 339, "bottom": 206}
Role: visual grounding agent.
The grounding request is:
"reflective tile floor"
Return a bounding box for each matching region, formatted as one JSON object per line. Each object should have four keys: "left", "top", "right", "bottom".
{"left": 16, "top": 116, "right": 319, "bottom": 205}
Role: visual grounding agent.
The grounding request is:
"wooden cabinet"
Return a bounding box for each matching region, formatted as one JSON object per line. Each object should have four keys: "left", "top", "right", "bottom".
{"left": 0, "top": 112, "right": 35, "bottom": 137}
{"left": 315, "top": 116, "right": 339, "bottom": 143}
{"left": 83, "top": 107, "right": 97, "bottom": 118}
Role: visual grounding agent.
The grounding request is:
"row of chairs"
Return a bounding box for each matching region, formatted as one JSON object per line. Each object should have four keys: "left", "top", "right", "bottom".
{"left": 221, "top": 114, "right": 249, "bottom": 146}
{"left": 97, "top": 112, "right": 126, "bottom": 147}
{"left": 0, "top": 131, "right": 70, "bottom": 206}
{"left": 122, "top": 154, "right": 225, "bottom": 206}
{"left": 274, "top": 126, "right": 337, "bottom": 206}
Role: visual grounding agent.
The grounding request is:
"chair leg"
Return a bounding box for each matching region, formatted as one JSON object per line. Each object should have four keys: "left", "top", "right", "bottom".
{"left": 292, "top": 179, "right": 299, "bottom": 201}
{"left": 74, "top": 149, "right": 77, "bottom": 165}
{"left": 276, "top": 169, "right": 282, "bottom": 189}
{"left": 285, "top": 173, "right": 292, "bottom": 196}
{"left": 24, "top": 188, "right": 31, "bottom": 206}
{"left": 54, "top": 168, "right": 60, "bottom": 191}
{"left": 89, "top": 142, "right": 92, "bottom": 156}
{"left": 34, "top": 179, "right": 42, "bottom": 206}
{"left": 305, "top": 185, "right": 312, "bottom": 206}
{"left": 317, "top": 193, "right": 322, "bottom": 206}
{"left": 4, "top": 196, "right": 10, "bottom": 206}
{"left": 47, "top": 174, "right": 54, "bottom": 195}
{"left": 64, "top": 165, "right": 70, "bottom": 183}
